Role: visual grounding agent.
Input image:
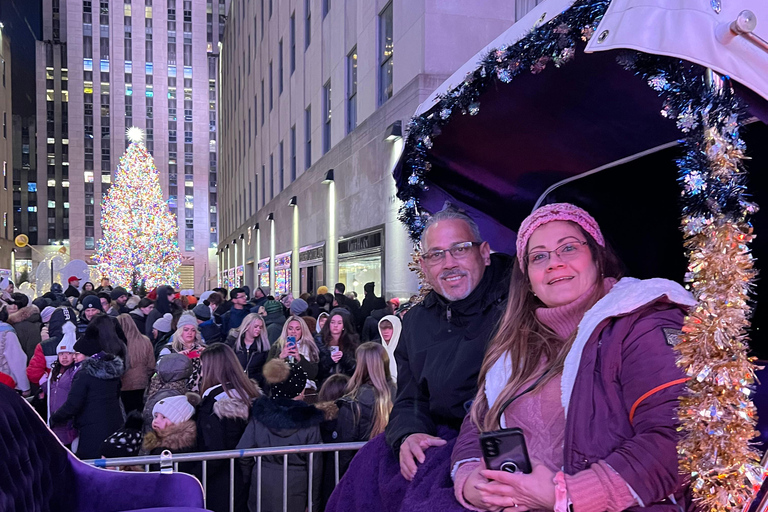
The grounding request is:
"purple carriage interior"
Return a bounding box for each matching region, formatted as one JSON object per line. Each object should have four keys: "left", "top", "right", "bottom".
{"left": 391, "top": 0, "right": 768, "bottom": 468}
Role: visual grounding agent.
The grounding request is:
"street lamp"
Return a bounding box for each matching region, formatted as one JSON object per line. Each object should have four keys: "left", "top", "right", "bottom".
{"left": 288, "top": 196, "right": 298, "bottom": 207}
{"left": 266, "top": 213, "right": 274, "bottom": 221}
{"left": 383, "top": 120, "right": 402, "bottom": 142}
{"left": 322, "top": 169, "right": 335, "bottom": 184}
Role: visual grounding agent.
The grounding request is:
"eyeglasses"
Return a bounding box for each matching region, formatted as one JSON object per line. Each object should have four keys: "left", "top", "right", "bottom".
{"left": 527, "top": 240, "right": 588, "bottom": 267}
{"left": 421, "top": 241, "right": 480, "bottom": 266}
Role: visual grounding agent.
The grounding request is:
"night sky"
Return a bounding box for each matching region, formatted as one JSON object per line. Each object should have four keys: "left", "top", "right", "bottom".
{"left": 0, "top": 0, "right": 42, "bottom": 118}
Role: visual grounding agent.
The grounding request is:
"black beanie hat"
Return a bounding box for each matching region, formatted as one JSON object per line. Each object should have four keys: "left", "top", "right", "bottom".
{"left": 110, "top": 287, "right": 129, "bottom": 301}
{"left": 263, "top": 359, "right": 308, "bottom": 400}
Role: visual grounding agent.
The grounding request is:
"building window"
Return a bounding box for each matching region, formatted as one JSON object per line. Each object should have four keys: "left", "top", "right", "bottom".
{"left": 260, "top": 0, "right": 264, "bottom": 39}
{"left": 269, "top": 61, "right": 274, "bottom": 110}
{"left": 304, "top": 0, "right": 311, "bottom": 49}
{"left": 278, "top": 40, "right": 283, "bottom": 94}
{"left": 323, "top": 81, "right": 331, "bottom": 154}
{"left": 269, "top": 153, "right": 274, "bottom": 199}
{"left": 305, "top": 106, "right": 312, "bottom": 170}
{"left": 290, "top": 125, "right": 297, "bottom": 182}
{"left": 290, "top": 13, "right": 296, "bottom": 73}
{"left": 279, "top": 141, "right": 284, "bottom": 192}
{"left": 347, "top": 46, "right": 357, "bottom": 134}
{"left": 379, "top": 3, "right": 394, "bottom": 104}
{"left": 323, "top": 0, "right": 329, "bottom": 18}
{"left": 261, "top": 164, "right": 266, "bottom": 205}
{"left": 261, "top": 80, "right": 265, "bottom": 124}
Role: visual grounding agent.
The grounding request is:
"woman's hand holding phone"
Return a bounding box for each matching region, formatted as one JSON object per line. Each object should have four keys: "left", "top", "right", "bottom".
{"left": 475, "top": 465, "right": 556, "bottom": 511}
{"left": 462, "top": 461, "right": 509, "bottom": 512}
{"left": 331, "top": 349, "right": 343, "bottom": 363}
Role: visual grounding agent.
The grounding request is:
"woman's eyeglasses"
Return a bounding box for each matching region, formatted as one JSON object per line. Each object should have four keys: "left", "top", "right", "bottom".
{"left": 527, "top": 240, "right": 587, "bottom": 267}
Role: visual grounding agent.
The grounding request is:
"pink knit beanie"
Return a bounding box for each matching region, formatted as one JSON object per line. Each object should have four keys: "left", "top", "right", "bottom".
{"left": 516, "top": 203, "right": 605, "bottom": 268}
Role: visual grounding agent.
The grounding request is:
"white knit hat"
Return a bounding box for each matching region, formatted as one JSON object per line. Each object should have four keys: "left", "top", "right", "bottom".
{"left": 152, "top": 395, "right": 195, "bottom": 424}
{"left": 176, "top": 312, "right": 198, "bottom": 330}
{"left": 41, "top": 306, "right": 56, "bottom": 324}
{"left": 56, "top": 322, "right": 77, "bottom": 354}
{"left": 153, "top": 313, "right": 173, "bottom": 333}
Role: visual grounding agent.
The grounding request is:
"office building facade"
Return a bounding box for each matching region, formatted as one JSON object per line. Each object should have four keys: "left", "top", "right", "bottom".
{"left": 217, "top": 0, "right": 519, "bottom": 299}
{"left": 33, "top": 0, "right": 230, "bottom": 291}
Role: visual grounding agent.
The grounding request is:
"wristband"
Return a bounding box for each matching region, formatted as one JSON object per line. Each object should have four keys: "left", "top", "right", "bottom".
{"left": 554, "top": 471, "right": 572, "bottom": 512}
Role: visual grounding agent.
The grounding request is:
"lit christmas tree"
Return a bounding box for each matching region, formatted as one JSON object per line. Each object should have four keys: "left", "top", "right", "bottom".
{"left": 93, "top": 127, "right": 182, "bottom": 290}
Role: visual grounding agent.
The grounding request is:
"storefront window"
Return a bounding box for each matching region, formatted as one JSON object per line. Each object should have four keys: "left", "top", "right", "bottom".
{"left": 274, "top": 252, "right": 292, "bottom": 296}
{"left": 338, "top": 253, "right": 382, "bottom": 298}
{"left": 258, "top": 258, "right": 270, "bottom": 289}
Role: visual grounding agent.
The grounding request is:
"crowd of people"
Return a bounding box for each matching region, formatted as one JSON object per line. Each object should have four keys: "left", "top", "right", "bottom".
{"left": 0, "top": 273, "right": 411, "bottom": 512}
{"left": 3, "top": 202, "right": 697, "bottom": 512}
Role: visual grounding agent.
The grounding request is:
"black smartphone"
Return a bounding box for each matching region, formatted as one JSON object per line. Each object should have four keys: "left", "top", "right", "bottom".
{"left": 479, "top": 428, "right": 532, "bottom": 474}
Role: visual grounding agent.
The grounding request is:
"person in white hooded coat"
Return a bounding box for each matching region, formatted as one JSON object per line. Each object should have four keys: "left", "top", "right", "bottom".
{"left": 377, "top": 315, "right": 401, "bottom": 382}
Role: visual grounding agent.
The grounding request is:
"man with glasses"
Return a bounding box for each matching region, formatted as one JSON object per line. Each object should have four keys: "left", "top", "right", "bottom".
{"left": 385, "top": 205, "right": 513, "bottom": 482}
{"left": 327, "top": 205, "right": 513, "bottom": 512}
{"left": 220, "top": 287, "right": 250, "bottom": 339}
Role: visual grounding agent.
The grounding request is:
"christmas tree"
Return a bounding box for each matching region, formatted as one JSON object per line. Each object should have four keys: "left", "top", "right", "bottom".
{"left": 93, "top": 127, "right": 182, "bottom": 290}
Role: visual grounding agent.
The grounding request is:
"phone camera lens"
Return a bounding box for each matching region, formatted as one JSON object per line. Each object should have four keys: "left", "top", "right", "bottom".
{"left": 500, "top": 461, "right": 518, "bottom": 474}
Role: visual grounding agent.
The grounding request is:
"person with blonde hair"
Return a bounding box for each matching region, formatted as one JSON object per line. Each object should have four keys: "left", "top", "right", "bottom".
{"left": 158, "top": 312, "right": 204, "bottom": 391}
{"left": 268, "top": 315, "right": 320, "bottom": 389}
{"left": 197, "top": 343, "right": 261, "bottom": 512}
{"left": 117, "top": 313, "right": 156, "bottom": 413}
{"left": 335, "top": 342, "right": 396, "bottom": 476}
{"left": 226, "top": 312, "right": 270, "bottom": 388}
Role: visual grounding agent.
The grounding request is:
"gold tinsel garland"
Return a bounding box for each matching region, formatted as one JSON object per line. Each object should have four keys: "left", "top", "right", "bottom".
{"left": 674, "top": 124, "right": 766, "bottom": 511}
{"left": 408, "top": 250, "right": 432, "bottom": 304}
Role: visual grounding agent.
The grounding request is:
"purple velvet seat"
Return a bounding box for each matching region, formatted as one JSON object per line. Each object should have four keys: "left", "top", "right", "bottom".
{"left": 0, "top": 384, "right": 208, "bottom": 512}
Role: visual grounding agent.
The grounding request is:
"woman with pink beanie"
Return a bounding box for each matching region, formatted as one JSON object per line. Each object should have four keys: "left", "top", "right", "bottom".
{"left": 452, "top": 203, "right": 695, "bottom": 512}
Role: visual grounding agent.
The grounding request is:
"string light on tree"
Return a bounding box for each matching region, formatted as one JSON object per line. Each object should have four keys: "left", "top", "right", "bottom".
{"left": 93, "top": 127, "right": 182, "bottom": 290}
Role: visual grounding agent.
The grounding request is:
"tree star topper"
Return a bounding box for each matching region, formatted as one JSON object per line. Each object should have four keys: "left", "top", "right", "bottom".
{"left": 126, "top": 126, "right": 145, "bottom": 144}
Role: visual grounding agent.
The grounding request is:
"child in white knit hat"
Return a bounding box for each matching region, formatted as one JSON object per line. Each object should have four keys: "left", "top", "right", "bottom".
{"left": 141, "top": 393, "right": 200, "bottom": 456}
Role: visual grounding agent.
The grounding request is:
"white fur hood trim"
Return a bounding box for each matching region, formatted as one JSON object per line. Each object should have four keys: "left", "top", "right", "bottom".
{"left": 485, "top": 278, "right": 696, "bottom": 419}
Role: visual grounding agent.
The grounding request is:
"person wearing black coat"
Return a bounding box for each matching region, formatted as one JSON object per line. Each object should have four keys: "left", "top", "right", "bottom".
{"left": 384, "top": 251, "right": 511, "bottom": 453}
{"left": 315, "top": 310, "right": 359, "bottom": 385}
{"left": 145, "top": 285, "right": 177, "bottom": 343}
{"left": 357, "top": 283, "right": 386, "bottom": 328}
{"left": 50, "top": 314, "right": 127, "bottom": 459}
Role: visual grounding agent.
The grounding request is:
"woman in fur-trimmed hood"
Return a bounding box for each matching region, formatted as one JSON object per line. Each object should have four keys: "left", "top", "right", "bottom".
{"left": 49, "top": 314, "right": 127, "bottom": 459}
{"left": 237, "top": 358, "right": 323, "bottom": 512}
{"left": 197, "top": 343, "right": 261, "bottom": 512}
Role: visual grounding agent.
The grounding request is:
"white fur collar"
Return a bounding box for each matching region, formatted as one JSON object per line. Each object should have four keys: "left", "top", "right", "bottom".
{"left": 485, "top": 277, "right": 695, "bottom": 420}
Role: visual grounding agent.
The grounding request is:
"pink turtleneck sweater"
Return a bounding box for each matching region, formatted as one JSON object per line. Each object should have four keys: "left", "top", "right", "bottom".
{"left": 454, "top": 280, "right": 637, "bottom": 512}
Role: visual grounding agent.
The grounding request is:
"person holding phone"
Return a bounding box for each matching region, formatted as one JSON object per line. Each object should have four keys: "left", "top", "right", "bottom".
{"left": 317, "top": 310, "right": 359, "bottom": 383}
{"left": 452, "top": 203, "right": 694, "bottom": 512}
{"left": 268, "top": 315, "right": 321, "bottom": 390}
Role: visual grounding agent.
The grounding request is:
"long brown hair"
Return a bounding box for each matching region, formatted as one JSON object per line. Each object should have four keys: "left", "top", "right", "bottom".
{"left": 320, "top": 311, "right": 359, "bottom": 353}
{"left": 344, "top": 342, "right": 394, "bottom": 439}
{"left": 274, "top": 316, "right": 320, "bottom": 362}
{"left": 200, "top": 343, "right": 261, "bottom": 404}
{"left": 117, "top": 314, "right": 150, "bottom": 371}
{"left": 471, "top": 223, "right": 623, "bottom": 431}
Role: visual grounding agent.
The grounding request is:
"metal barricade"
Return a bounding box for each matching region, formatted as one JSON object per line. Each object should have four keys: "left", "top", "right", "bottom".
{"left": 83, "top": 442, "right": 366, "bottom": 512}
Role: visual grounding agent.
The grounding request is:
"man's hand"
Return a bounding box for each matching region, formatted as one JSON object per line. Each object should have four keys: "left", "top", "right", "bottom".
{"left": 399, "top": 433, "right": 447, "bottom": 481}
